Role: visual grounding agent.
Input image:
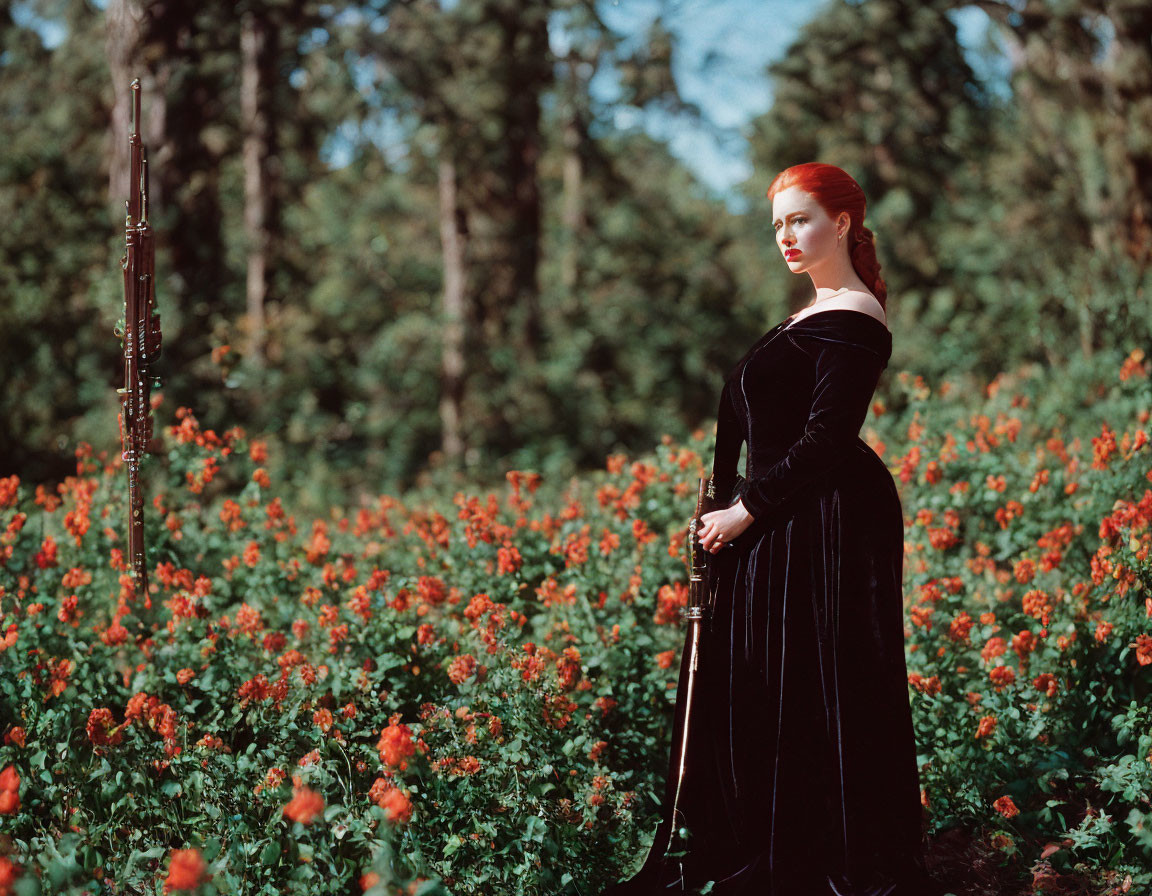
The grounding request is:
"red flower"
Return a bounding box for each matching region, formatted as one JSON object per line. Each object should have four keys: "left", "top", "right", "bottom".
{"left": 948, "top": 612, "right": 973, "bottom": 643}
{"left": 283, "top": 784, "right": 324, "bottom": 825}
{"left": 369, "top": 777, "right": 414, "bottom": 825}
{"left": 86, "top": 708, "right": 125, "bottom": 749}
{"left": 0, "top": 475, "right": 19, "bottom": 508}
{"left": 497, "top": 544, "right": 522, "bottom": 575}
{"left": 447, "top": 654, "right": 477, "bottom": 685}
{"left": 164, "top": 848, "right": 209, "bottom": 893}
{"left": 981, "top": 637, "right": 1007, "bottom": 664}
{"left": 1118, "top": 348, "right": 1147, "bottom": 381}
{"left": 927, "top": 527, "right": 960, "bottom": 550}
{"left": 989, "top": 665, "right": 1016, "bottom": 691}
{"left": 61, "top": 567, "right": 92, "bottom": 589}
{"left": 1091, "top": 423, "right": 1118, "bottom": 469}
{"left": 377, "top": 720, "right": 417, "bottom": 771}
{"left": 242, "top": 541, "right": 261, "bottom": 568}
{"left": 0, "top": 854, "right": 22, "bottom": 892}
{"left": 1032, "top": 673, "right": 1059, "bottom": 697}
{"left": 416, "top": 575, "right": 447, "bottom": 605}
{"left": 33, "top": 535, "right": 58, "bottom": 569}
{"left": 556, "top": 647, "right": 582, "bottom": 690}
{"left": 908, "top": 673, "right": 941, "bottom": 696}
{"left": 0, "top": 765, "right": 20, "bottom": 814}
{"left": 1131, "top": 633, "right": 1152, "bottom": 666}
{"left": 1013, "top": 557, "right": 1036, "bottom": 583}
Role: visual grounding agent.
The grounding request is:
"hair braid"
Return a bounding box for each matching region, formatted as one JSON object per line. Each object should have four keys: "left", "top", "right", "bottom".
{"left": 849, "top": 225, "right": 886, "bottom": 306}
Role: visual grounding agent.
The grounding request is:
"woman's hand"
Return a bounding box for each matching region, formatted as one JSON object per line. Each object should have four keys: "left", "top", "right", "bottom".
{"left": 697, "top": 499, "right": 755, "bottom": 553}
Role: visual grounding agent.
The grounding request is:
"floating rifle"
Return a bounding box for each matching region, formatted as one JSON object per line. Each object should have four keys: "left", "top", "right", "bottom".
{"left": 116, "top": 78, "right": 162, "bottom": 600}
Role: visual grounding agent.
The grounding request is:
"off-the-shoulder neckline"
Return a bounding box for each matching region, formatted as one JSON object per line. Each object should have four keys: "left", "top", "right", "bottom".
{"left": 782, "top": 308, "right": 891, "bottom": 335}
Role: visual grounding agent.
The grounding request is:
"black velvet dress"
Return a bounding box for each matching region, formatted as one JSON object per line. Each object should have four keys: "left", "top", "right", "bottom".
{"left": 603, "top": 310, "right": 933, "bottom": 896}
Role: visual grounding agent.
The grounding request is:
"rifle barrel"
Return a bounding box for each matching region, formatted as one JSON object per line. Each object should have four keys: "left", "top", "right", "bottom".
{"left": 119, "top": 77, "right": 158, "bottom": 604}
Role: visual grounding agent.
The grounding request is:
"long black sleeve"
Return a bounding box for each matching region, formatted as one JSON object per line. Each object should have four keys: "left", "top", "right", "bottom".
{"left": 740, "top": 336, "right": 883, "bottom": 522}
{"left": 710, "top": 380, "right": 744, "bottom": 505}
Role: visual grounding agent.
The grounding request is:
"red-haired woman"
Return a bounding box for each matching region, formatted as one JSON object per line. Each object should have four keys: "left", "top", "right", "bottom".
{"left": 603, "top": 163, "right": 935, "bottom": 895}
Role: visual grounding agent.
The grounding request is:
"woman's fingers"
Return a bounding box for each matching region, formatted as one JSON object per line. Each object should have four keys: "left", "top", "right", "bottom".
{"left": 697, "top": 521, "right": 723, "bottom": 552}
{"left": 698, "top": 513, "right": 735, "bottom": 552}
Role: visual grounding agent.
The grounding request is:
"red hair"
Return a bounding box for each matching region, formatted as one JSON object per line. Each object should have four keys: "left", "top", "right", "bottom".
{"left": 766, "top": 163, "right": 887, "bottom": 308}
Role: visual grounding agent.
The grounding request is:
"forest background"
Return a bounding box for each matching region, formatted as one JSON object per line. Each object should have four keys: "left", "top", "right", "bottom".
{"left": 2, "top": 1, "right": 1152, "bottom": 894}
{"left": 2, "top": 0, "right": 1149, "bottom": 515}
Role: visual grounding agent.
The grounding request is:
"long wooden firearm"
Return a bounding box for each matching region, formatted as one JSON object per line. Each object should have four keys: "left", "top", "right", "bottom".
{"left": 604, "top": 474, "right": 736, "bottom": 893}
{"left": 660, "top": 477, "right": 720, "bottom": 872}
{"left": 116, "top": 79, "right": 163, "bottom": 600}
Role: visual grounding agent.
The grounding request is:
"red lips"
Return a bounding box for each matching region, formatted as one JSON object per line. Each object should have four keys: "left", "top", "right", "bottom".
{"left": 785, "top": 250, "right": 800, "bottom": 259}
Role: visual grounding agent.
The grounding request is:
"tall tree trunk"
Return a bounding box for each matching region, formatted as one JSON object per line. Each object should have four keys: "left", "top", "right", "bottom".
{"left": 508, "top": 7, "right": 547, "bottom": 355}
{"left": 105, "top": 0, "right": 147, "bottom": 209}
{"left": 438, "top": 155, "right": 467, "bottom": 465}
{"left": 1103, "top": 0, "right": 1152, "bottom": 270}
{"left": 241, "top": 9, "right": 277, "bottom": 366}
{"left": 469, "top": 2, "right": 549, "bottom": 356}
{"left": 127, "top": 2, "right": 226, "bottom": 391}
{"left": 561, "top": 113, "right": 583, "bottom": 293}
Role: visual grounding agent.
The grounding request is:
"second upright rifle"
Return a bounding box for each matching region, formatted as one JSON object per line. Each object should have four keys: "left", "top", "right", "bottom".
{"left": 115, "top": 78, "right": 163, "bottom": 602}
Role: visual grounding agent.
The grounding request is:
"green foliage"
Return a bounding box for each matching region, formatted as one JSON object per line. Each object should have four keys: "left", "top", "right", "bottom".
{"left": 0, "top": 0, "right": 122, "bottom": 482}
{"left": 0, "top": 339, "right": 1150, "bottom": 894}
{"left": 881, "top": 345, "right": 1152, "bottom": 891}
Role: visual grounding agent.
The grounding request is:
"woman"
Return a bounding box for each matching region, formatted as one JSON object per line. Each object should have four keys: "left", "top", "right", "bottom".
{"left": 602, "top": 163, "right": 935, "bottom": 896}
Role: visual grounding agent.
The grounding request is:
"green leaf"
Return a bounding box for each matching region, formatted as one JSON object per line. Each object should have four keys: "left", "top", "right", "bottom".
{"left": 78, "top": 846, "right": 101, "bottom": 872}
{"left": 13, "top": 872, "right": 41, "bottom": 896}
{"left": 376, "top": 653, "right": 406, "bottom": 671}
{"left": 523, "top": 815, "right": 547, "bottom": 843}
{"left": 260, "top": 841, "right": 281, "bottom": 865}
{"left": 202, "top": 838, "right": 222, "bottom": 862}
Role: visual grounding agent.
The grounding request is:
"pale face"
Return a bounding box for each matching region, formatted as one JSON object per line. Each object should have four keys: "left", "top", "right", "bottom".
{"left": 771, "top": 186, "right": 848, "bottom": 273}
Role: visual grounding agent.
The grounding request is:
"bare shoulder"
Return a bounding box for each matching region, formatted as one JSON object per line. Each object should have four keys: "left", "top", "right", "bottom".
{"left": 835, "top": 290, "right": 886, "bottom": 325}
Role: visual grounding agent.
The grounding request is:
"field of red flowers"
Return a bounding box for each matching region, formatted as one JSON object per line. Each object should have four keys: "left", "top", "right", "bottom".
{"left": 1, "top": 348, "right": 1150, "bottom": 896}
